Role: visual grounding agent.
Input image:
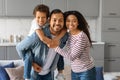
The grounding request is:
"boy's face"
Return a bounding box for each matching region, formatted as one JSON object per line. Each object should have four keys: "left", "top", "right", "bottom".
{"left": 35, "top": 11, "right": 47, "bottom": 26}
{"left": 49, "top": 13, "right": 64, "bottom": 33}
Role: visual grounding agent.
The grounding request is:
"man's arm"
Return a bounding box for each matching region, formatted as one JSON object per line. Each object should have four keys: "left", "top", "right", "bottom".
{"left": 56, "top": 55, "right": 65, "bottom": 80}
{"left": 57, "top": 32, "right": 68, "bottom": 74}
{"left": 57, "top": 55, "right": 64, "bottom": 72}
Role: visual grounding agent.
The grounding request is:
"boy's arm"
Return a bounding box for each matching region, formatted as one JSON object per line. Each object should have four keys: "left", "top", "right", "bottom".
{"left": 35, "top": 29, "right": 52, "bottom": 44}
{"left": 48, "top": 28, "right": 67, "bottom": 48}
{"left": 54, "top": 28, "right": 67, "bottom": 40}
{"left": 36, "top": 28, "right": 67, "bottom": 48}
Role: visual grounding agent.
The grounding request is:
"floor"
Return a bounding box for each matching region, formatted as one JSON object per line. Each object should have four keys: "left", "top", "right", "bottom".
{"left": 104, "top": 72, "right": 120, "bottom": 80}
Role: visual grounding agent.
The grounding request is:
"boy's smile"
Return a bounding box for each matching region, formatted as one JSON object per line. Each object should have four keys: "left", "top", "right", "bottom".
{"left": 35, "top": 11, "right": 47, "bottom": 26}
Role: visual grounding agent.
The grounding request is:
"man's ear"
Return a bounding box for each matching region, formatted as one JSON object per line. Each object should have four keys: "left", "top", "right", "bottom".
{"left": 48, "top": 18, "right": 50, "bottom": 23}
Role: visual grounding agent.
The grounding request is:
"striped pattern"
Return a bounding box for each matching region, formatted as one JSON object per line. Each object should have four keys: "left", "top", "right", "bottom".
{"left": 55, "top": 31, "right": 94, "bottom": 73}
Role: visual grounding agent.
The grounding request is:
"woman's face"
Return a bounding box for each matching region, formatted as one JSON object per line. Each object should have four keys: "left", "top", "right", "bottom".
{"left": 66, "top": 14, "right": 79, "bottom": 31}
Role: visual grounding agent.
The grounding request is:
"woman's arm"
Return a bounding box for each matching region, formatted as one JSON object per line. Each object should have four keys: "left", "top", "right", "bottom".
{"left": 55, "top": 33, "right": 88, "bottom": 61}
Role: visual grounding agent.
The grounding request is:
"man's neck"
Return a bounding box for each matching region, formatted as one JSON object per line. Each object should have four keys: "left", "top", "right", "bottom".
{"left": 50, "top": 28, "right": 61, "bottom": 36}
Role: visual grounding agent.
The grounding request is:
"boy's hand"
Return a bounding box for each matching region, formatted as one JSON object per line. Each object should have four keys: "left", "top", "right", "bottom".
{"left": 32, "top": 62, "right": 42, "bottom": 72}
{"left": 47, "top": 39, "right": 60, "bottom": 48}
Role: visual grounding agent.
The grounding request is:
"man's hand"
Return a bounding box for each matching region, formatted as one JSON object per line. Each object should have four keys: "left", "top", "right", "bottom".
{"left": 32, "top": 62, "right": 42, "bottom": 73}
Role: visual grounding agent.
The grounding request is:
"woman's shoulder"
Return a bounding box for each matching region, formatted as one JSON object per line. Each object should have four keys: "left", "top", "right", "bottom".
{"left": 75, "top": 31, "right": 88, "bottom": 41}
{"left": 73, "top": 31, "right": 84, "bottom": 37}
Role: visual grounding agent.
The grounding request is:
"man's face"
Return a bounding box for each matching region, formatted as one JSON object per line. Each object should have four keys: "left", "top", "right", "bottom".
{"left": 49, "top": 13, "right": 64, "bottom": 33}
{"left": 35, "top": 11, "right": 47, "bottom": 26}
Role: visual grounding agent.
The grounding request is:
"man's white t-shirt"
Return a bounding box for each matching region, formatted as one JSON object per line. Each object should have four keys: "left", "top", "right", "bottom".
{"left": 39, "top": 48, "right": 56, "bottom": 75}
{"left": 39, "top": 35, "right": 57, "bottom": 75}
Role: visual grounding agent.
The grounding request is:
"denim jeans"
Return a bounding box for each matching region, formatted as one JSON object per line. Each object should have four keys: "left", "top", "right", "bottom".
{"left": 16, "top": 34, "right": 37, "bottom": 60}
{"left": 71, "top": 67, "right": 96, "bottom": 80}
{"left": 31, "top": 70, "right": 52, "bottom": 80}
{"left": 16, "top": 33, "right": 36, "bottom": 79}
{"left": 23, "top": 51, "right": 33, "bottom": 78}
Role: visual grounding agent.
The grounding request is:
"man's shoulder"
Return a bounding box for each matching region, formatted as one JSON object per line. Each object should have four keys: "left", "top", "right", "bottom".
{"left": 42, "top": 25, "right": 51, "bottom": 36}
{"left": 63, "top": 32, "right": 69, "bottom": 37}
{"left": 43, "top": 25, "right": 49, "bottom": 30}
{"left": 61, "top": 32, "right": 69, "bottom": 40}
{"left": 43, "top": 25, "right": 49, "bottom": 32}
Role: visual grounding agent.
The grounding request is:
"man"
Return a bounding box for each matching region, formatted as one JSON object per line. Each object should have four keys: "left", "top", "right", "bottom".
{"left": 16, "top": 9, "right": 68, "bottom": 80}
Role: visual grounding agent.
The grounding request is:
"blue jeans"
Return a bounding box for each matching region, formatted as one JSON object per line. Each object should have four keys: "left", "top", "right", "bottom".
{"left": 30, "top": 70, "right": 52, "bottom": 80}
{"left": 71, "top": 67, "right": 96, "bottom": 80}
{"left": 16, "top": 33, "right": 39, "bottom": 59}
{"left": 23, "top": 51, "right": 33, "bottom": 78}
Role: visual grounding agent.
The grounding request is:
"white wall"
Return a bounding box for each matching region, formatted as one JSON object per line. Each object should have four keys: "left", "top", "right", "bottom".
{"left": 0, "top": 17, "right": 98, "bottom": 42}
{"left": 0, "top": 18, "right": 32, "bottom": 41}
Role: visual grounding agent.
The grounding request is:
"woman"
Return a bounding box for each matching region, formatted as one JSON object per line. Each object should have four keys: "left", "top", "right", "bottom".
{"left": 54, "top": 11, "right": 96, "bottom": 80}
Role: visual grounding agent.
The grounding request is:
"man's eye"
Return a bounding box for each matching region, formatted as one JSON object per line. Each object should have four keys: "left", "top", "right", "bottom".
{"left": 59, "top": 20, "right": 63, "bottom": 22}
{"left": 53, "top": 20, "right": 56, "bottom": 22}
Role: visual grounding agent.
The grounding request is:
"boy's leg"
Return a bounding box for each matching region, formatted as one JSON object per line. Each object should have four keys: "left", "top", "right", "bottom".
{"left": 24, "top": 50, "right": 33, "bottom": 79}
{"left": 16, "top": 32, "right": 38, "bottom": 59}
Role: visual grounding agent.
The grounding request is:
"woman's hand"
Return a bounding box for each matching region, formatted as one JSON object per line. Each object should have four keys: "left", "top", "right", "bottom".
{"left": 32, "top": 62, "right": 42, "bottom": 73}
